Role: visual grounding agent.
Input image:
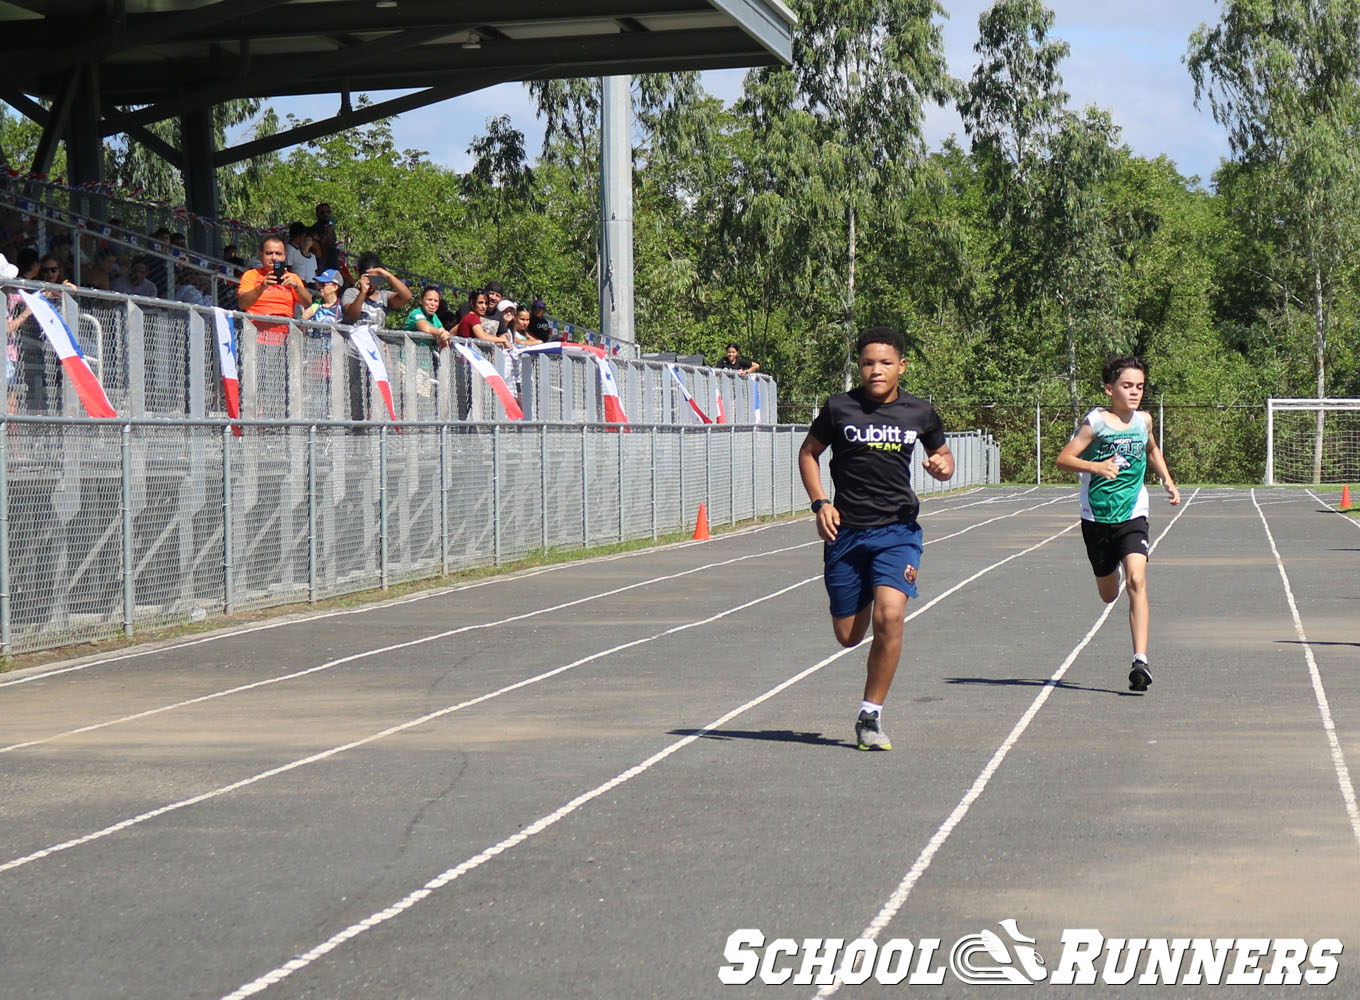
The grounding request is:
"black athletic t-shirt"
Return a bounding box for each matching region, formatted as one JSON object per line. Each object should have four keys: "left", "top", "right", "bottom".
{"left": 807, "top": 387, "right": 946, "bottom": 528}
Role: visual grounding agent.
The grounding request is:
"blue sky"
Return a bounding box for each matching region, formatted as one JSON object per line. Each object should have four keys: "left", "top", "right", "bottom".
{"left": 255, "top": 0, "right": 1230, "bottom": 185}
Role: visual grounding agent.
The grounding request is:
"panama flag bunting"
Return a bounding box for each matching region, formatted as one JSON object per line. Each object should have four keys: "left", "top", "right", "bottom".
{"left": 512, "top": 342, "right": 628, "bottom": 423}
{"left": 666, "top": 364, "right": 711, "bottom": 424}
{"left": 714, "top": 382, "right": 727, "bottom": 425}
{"left": 17, "top": 290, "right": 116, "bottom": 418}
{"left": 349, "top": 324, "right": 400, "bottom": 424}
{"left": 210, "top": 307, "right": 243, "bottom": 436}
{"left": 753, "top": 379, "right": 762, "bottom": 423}
{"left": 452, "top": 341, "right": 524, "bottom": 420}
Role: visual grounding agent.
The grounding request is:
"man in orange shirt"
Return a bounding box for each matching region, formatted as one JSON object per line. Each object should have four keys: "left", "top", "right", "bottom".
{"left": 237, "top": 236, "right": 311, "bottom": 347}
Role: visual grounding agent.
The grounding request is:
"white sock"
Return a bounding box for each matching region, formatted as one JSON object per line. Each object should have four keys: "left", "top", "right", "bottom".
{"left": 1133, "top": 653, "right": 1148, "bottom": 664}
{"left": 860, "top": 700, "right": 882, "bottom": 718}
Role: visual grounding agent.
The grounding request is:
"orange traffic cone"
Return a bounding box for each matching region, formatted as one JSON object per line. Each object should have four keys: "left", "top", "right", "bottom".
{"left": 1342, "top": 484, "right": 1352, "bottom": 511}
{"left": 692, "top": 502, "right": 710, "bottom": 540}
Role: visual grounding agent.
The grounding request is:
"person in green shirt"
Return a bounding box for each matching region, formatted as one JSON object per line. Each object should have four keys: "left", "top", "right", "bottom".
{"left": 404, "top": 285, "right": 449, "bottom": 348}
{"left": 1057, "top": 355, "right": 1180, "bottom": 693}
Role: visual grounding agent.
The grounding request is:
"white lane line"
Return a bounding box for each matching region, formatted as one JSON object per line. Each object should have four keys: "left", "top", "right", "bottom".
{"left": 0, "top": 517, "right": 801, "bottom": 691}
{"left": 813, "top": 489, "right": 1200, "bottom": 998}
{"left": 0, "top": 576, "right": 819, "bottom": 877}
{"left": 2, "top": 494, "right": 1072, "bottom": 874}
{"left": 1307, "top": 488, "right": 1360, "bottom": 529}
{"left": 1253, "top": 489, "right": 1360, "bottom": 851}
{"left": 3, "top": 495, "right": 1068, "bottom": 753}
{"left": 216, "top": 521, "right": 1081, "bottom": 1000}
{"left": 0, "top": 541, "right": 818, "bottom": 753}
{"left": 929, "top": 492, "right": 1074, "bottom": 545}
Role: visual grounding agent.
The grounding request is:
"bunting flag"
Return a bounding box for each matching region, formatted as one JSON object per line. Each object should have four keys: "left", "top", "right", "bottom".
{"left": 667, "top": 364, "right": 712, "bottom": 424}
{"left": 753, "top": 379, "right": 762, "bottom": 423}
{"left": 452, "top": 341, "right": 524, "bottom": 420}
{"left": 714, "top": 382, "right": 727, "bottom": 425}
{"left": 512, "top": 342, "right": 628, "bottom": 423}
{"left": 210, "top": 308, "right": 243, "bottom": 436}
{"left": 16, "top": 290, "right": 117, "bottom": 418}
{"left": 349, "top": 325, "right": 400, "bottom": 424}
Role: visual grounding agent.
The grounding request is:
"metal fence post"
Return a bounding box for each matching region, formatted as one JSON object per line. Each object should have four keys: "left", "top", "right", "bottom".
{"left": 729, "top": 426, "right": 736, "bottom": 526}
{"left": 617, "top": 427, "right": 625, "bottom": 543}
{"left": 1035, "top": 401, "right": 1042, "bottom": 485}
{"left": 222, "top": 423, "right": 234, "bottom": 615}
{"left": 581, "top": 424, "right": 590, "bottom": 549}
{"left": 0, "top": 420, "right": 10, "bottom": 655}
{"left": 650, "top": 426, "right": 657, "bottom": 541}
{"left": 540, "top": 423, "right": 549, "bottom": 553}
{"left": 679, "top": 425, "right": 686, "bottom": 530}
{"left": 440, "top": 423, "right": 450, "bottom": 574}
{"left": 121, "top": 424, "right": 134, "bottom": 637}
{"left": 705, "top": 424, "right": 712, "bottom": 522}
{"left": 308, "top": 424, "right": 318, "bottom": 603}
{"left": 492, "top": 425, "right": 502, "bottom": 566}
{"left": 379, "top": 425, "right": 389, "bottom": 588}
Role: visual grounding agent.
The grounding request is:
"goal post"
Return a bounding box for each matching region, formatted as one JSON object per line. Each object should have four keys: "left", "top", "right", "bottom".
{"left": 1265, "top": 398, "right": 1360, "bottom": 485}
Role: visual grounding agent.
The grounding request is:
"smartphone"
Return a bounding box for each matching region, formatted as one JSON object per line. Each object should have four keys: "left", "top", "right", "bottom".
{"left": 273, "top": 261, "right": 285, "bottom": 281}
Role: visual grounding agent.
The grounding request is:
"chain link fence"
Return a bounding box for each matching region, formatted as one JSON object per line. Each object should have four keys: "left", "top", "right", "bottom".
{"left": 0, "top": 417, "right": 1000, "bottom": 657}
{"left": 935, "top": 402, "right": 1270, "bottom": 485}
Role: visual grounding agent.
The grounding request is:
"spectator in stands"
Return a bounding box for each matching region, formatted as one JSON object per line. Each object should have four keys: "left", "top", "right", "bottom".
{"left": 146, "top": 227, "right": 171, "bottom": 295}
{"left": 13, "top": 248, "right": 39, "bottom": 283}
{"left": 482, "top": 281, "right": 507, "bottom": 337}
{"left": 313, "top": 203, "right": 340, "bottom": 270}
{"left": 496, "top": 299, "right": 522, "bottom": 345}
{"left": 237, "top": 236, "right": 311, "bottom": 346}
{"left": 717, "top": 342, "right": 760, "bottom": 375}
{"left": 222, "top": 245, "right": 246, "bottom": 269}
{"left": 83, "top": 248, "right": 119, "bottom": 292}
{"left": 37, "top": 254, "right": 76, "bottom": 293}
{"left": 454, "top": 290, "right": 509, "bottom": 347}
{"left": 340, "top": 252, "right": 411, "bottom": 329}
{"left": 286, "top": 222, "right": 319, "bottom": 286}
{"left": 112, "top": 257, "right": 158, "bottom": 298}
{"left": 517, "top": 305, "right": 546, "bottom": 345}
{"left": 174, "top": 268, "right": 211, "bottom": 306}
{"left": 303, "top": 269, "right": 345, "bottom": 327}
{"left": 404, "top": 285, "right": 450, "bottom": 347}
{"left": 527, "top": 298, "right": 553, "bottom": 342}
{"left": 50, "top": 234, "right": 76, "bottom": 279}
{"left": 169, "top": 232, "right": 187, "bottom": 250}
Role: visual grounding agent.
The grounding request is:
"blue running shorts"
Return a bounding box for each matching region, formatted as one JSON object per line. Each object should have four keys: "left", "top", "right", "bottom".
{"left": 823, "top": 521, "right": 924, "bottom": 619}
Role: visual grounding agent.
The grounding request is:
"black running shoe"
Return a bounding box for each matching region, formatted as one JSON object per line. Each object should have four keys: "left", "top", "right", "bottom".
{"left": 1129, "top": 661, "right": 1152, "bottom": 693}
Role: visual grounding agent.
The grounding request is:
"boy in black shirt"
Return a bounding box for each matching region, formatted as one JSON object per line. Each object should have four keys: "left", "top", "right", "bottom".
{"left": 799, "top": 327, "right": 954, "bottom": 750}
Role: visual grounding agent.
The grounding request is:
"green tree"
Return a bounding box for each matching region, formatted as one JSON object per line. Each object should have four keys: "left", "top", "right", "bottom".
{"left": 1189, "top": 0, "right": 1360, "bottom": 480}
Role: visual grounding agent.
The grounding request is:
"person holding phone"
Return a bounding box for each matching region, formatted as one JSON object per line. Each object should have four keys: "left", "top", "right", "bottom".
{"left": 237, "top": 236, "right": 311, "bottom": 346}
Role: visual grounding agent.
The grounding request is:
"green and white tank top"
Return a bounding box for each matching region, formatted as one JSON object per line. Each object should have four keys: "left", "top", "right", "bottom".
{"left": 1078, "top": 408, "right": 1149, "bottom": 523}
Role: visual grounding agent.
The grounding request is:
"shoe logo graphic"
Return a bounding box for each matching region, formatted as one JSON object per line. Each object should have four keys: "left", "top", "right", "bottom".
{"left": 949, "top": 919, "right": 1047, "bottom": 984}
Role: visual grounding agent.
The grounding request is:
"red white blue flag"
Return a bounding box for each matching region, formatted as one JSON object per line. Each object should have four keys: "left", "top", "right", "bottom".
{"left": 753, "top": 379, "right": 762, "bottom": 423}
{"left": 349, "top": 325, "right": 400, "bottom": 424}
{"left": 453, "top": 341, "right": 523, "bottom": 420}
{"left": 17, "top": 290, "right": 116, "bottom": 418}
{"left": 714, "top": 381, "right": 727, "bottom": 425}
{"left": 211, "top": 307, "right": 243, "bottom": 436}
{"left": 512, "top": 342, "right": 628, "bottom": 423}
{"left": 667, "top": 364, "right": 711, "bottom": 424}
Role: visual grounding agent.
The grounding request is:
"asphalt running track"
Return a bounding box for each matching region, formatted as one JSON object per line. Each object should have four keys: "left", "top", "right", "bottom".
{"left": 1, "top": 487, "right": 1358, "bottom": 999}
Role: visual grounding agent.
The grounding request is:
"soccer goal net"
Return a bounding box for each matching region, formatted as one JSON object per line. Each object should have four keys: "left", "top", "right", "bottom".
{"left": 1266, "top": 398, "right": 1360, "bottom": 485}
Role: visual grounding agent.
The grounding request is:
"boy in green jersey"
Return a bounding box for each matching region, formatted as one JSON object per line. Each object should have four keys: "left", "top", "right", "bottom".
{"left": 1056, "top": 356, "right": 1180, "bottom": 692}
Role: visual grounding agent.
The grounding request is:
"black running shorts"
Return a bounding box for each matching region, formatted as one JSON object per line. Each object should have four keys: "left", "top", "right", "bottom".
{"left": 1080, "top": 516, "right": 1149, "bottom": 578}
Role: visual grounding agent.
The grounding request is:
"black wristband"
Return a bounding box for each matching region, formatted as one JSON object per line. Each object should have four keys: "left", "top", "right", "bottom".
{"left": 811, "top": 499, "right": 830, "bottom": 514}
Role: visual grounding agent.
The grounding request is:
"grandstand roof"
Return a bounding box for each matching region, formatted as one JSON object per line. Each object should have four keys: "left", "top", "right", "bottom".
{"left": 0, "top": 0, "right": 794, "bottom": 163}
